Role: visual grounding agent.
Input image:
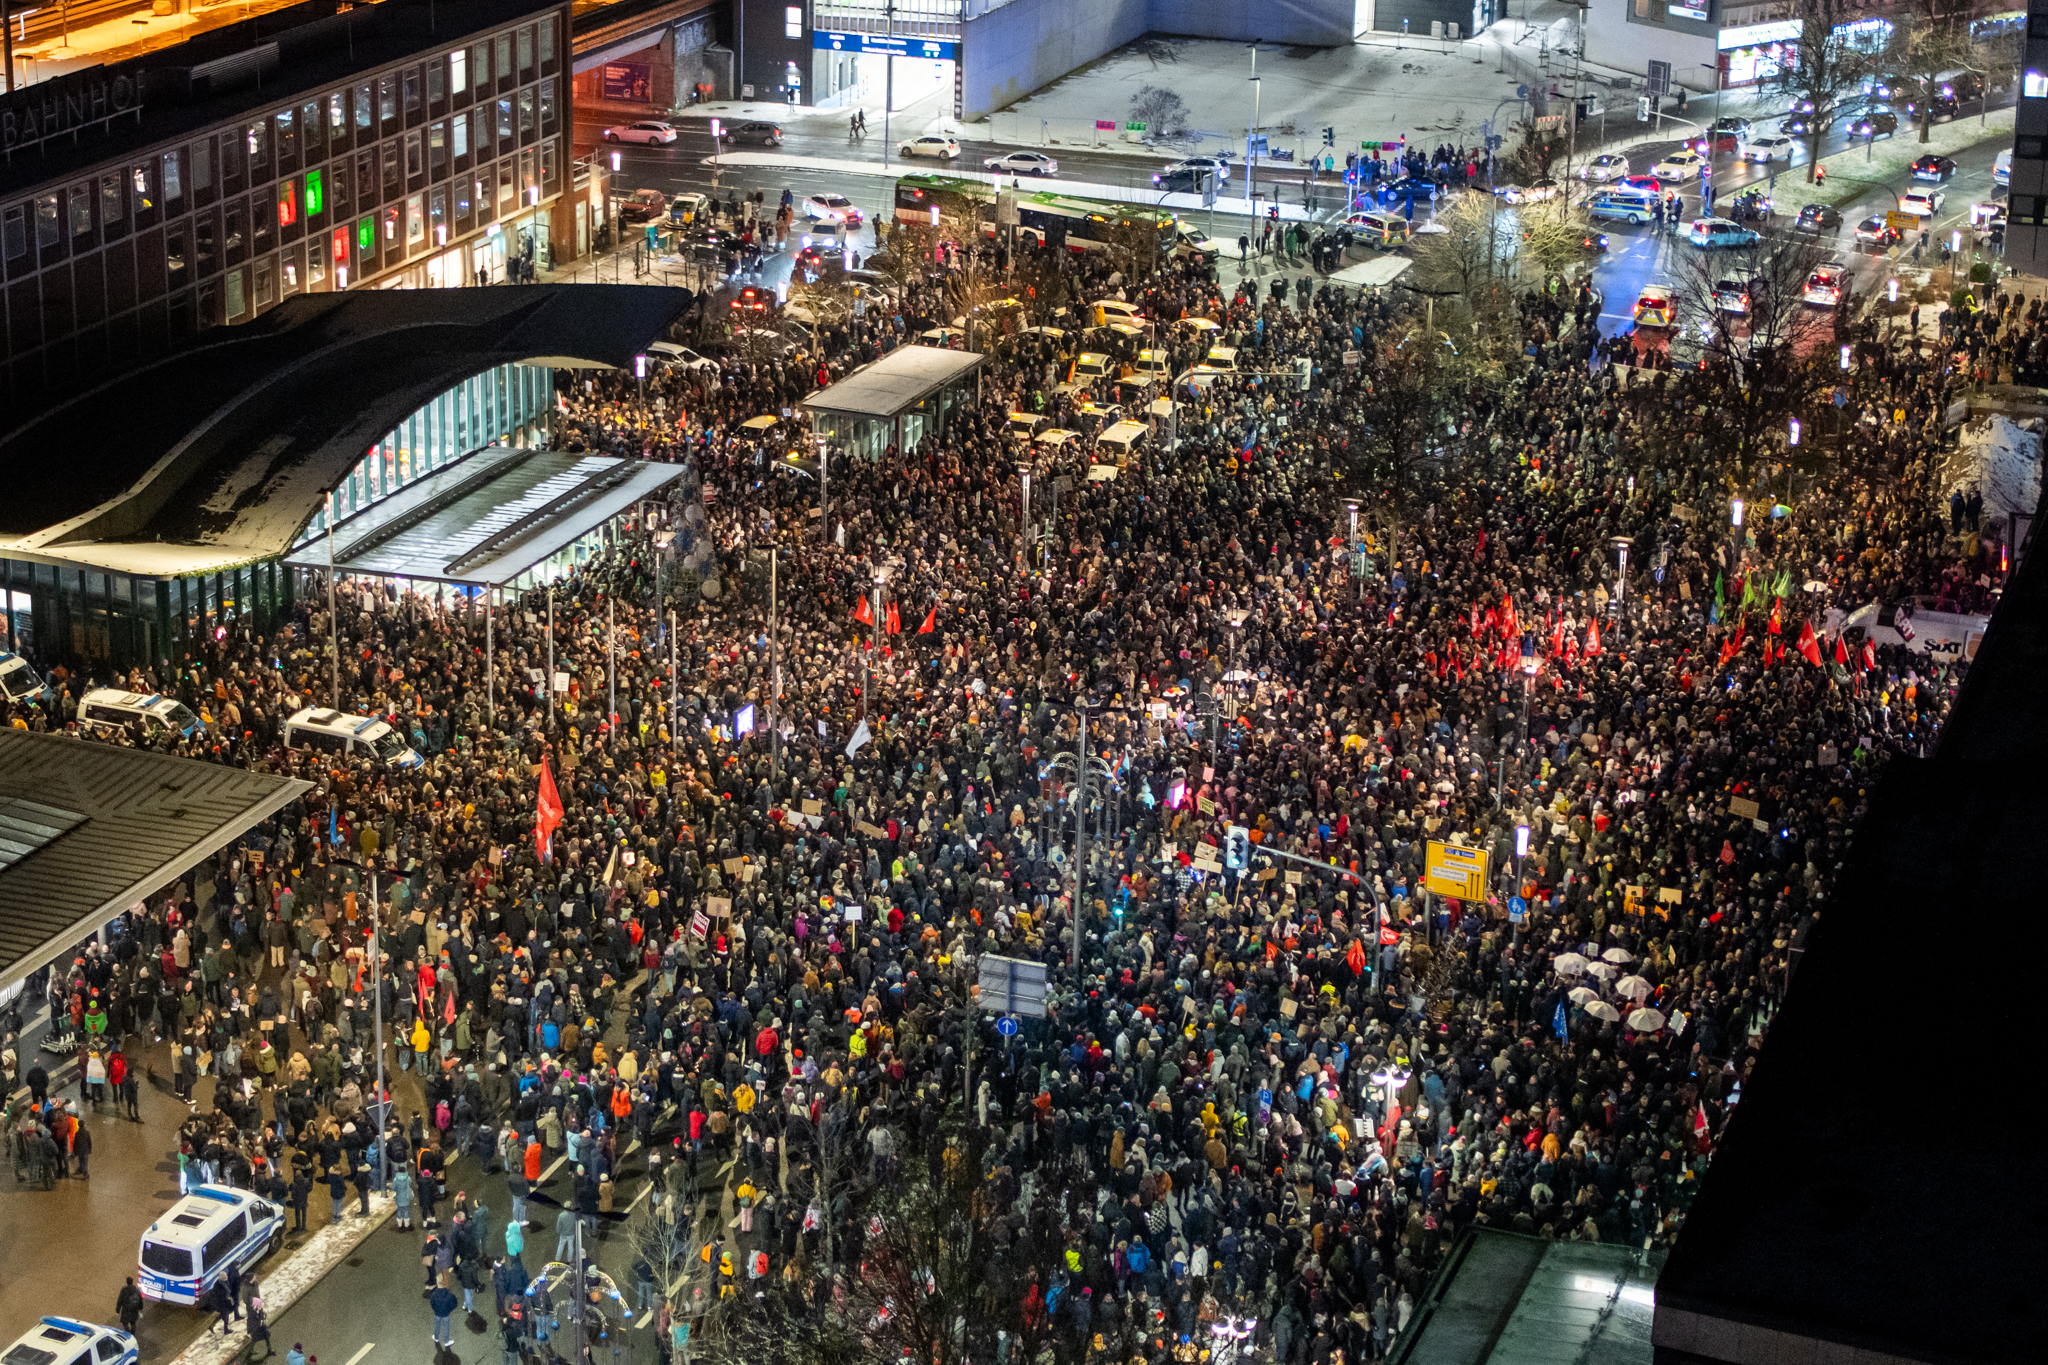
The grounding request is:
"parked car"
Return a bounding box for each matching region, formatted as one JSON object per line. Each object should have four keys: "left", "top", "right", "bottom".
{"left": 1971, "top": 201, "right": 2008, "bottom": 228}
{"left": 1164, "top": 154, "right": 1232, "bottom": 176}
{"left": 1633, "top": 286, "right": 1676, "bottom": 328}
{"left": 1578, "top": 153, "right": 1631, "bottom": 182}
{"left": 1688, "top": 217, "right": 1760, "bottom": 249}
{"left": 664, "top": 192, "right": 710, "bottom": 227}
{"left": 984, "top": 150, "right": 1059, "bottom": 176}
{"left": 602, "top": 120, "right": 677, "bottom": 145}
{"left": 1617, "top": 173, "right": 1664, "bottom": 195}
{"left": 1709, "top": 116, "right": 1754, "bottom": 140}
{"left": 1744, "top": 134, "right": 1796, "bottom": 162}
{"left": 1802, "top": 262, "right": 1850, "bottom": 306}
{"left": 1712, "top": 279, "right": 1754, "bottom": 315}
{"left": 1794, "top": 203, "right": 1842, "bottom": 233}
{"left": 1778, "top": 113, "right": 1826, "bottom": 137}
{"left": 721, "top": 120, "right": 784, "bottom": 146}
{"left": 647, "top": 341, "right": 719, "bottom": 371}
{"left": 1501, "top": 178, "right": 1562, "bottom": 203}
{"left": 1849, "top": 109, "right": 1898, "bottom": 137}
{"left": 1853, "top": 215, "right": 1903, "bottom": 248}
{"left": 1651, "top": 149, "right": 1706, "bottom": 181}
{"left": 729, "top": 285, "right": 776, "bottom": 314}
{"left": 1898, "top": 187, "right": 1946, "bottom": 216}
{"left": 1910, "top": 154, "right": 1957, "bottom": 182}
{"left": 802, "top": 193, "right": 864, "bottom": 224}
{"left": 899, "top": 135, "right": 961, "bottom": 160}
{"left": 619, "top": 188, "right": 667, "bottom": 223}
{"left": 1945, "top": 71, "right": 1984, "bottom": 101}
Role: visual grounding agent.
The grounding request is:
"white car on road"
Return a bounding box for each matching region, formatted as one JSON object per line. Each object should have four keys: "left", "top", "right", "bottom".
{"left": 802, "top": 193, "right": 864, "bottom": 224}
{"left": 601, "top": 121, "right": 677, "bottom": 145}
{"left": 1898, "top": 187, "right": 1945, "bottom": 216}
{"left": 1651, "top": 149, "right": 1706, "bottom": 181}
{"left": 647, "top": 342, "right": 719, "bottom": 372}
{"left": 1165, "top": 155, "right": 1233, "bottom": 176}
{"left": 900, "top": 135, "right": 961, "bottom": 160}
{"left": 1743, "top": 134, "right": 1795, "bottom": 162}
{"left": 1578, "top": 154, "right": 1631, "bottom": 182}
{"left": 984, "top": 150, "right": 1059, "bottom": 176}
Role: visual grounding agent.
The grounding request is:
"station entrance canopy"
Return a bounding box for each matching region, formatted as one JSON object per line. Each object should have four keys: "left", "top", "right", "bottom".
{"left": 0, "top": 731, "right": 310, "bottom": 992}
{"left": 284, "top": 447, "right": 682, "bottom": 590}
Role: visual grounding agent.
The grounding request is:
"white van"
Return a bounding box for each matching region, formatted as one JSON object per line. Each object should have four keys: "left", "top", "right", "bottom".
{"left": 0, "top": 650, "right": 46, "bottom": 704}
{"left": 1842, "top": 600, "right": 1989, "bottom": 662}
{"left": 137, "top": 1186, "right": 286, "bottom": 1304}
{"left": 285, "top": 707, "right": 425, "bottom": 769}
{"left": 0, "top": 1319, "right": 137, "bottom": 1365}
{"left": 1194, "top": 345, "right": 1239, "bottom": 375}
{"left": 1995, "top": 148, "right": 2012, "bottom": 187}
{"left": 78, "top": 689, "right": 205, "bottom": 740}
{"left": 1589, "top": 189, "right": 1659, "bottom": 225}
{"left": 1131, "top": 348, "right": 1172, "bottom": 380}
{"left": 1097, "top": 420, "right": 1150, "bottom": 461}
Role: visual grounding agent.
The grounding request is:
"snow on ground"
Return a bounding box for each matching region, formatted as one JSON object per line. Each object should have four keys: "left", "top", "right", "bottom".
{"left": 1947, "top": 413, "right": 2044, "bottom": 530}
{"left": 972, "top": 36, "right": 1535, "bottom": 162}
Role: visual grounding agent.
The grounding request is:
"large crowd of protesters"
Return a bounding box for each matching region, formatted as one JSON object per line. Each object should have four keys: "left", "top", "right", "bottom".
{"left": 1, "top": 212, "right": 2009, "bottom": 1365}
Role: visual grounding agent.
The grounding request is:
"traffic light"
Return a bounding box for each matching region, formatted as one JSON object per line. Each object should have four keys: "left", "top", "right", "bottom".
{"left": 1322, "top": 126, "right": 1336, "bottom": 147}
{"left": 1225, "top": 825, "right": 1251, "bottom": 871}
{"left": 1268, "top": 204, "right": 1280, "bottom": 220}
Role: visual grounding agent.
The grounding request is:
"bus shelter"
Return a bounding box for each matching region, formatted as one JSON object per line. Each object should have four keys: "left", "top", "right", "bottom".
{"left": 802, "top": 345, "right": 985, "bottom": 463}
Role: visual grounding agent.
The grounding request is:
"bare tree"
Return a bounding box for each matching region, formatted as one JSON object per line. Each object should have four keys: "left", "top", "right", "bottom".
{"left": 1129, "top": 85, "right": 1190, "bottom": 138}
{"left": 1768, "top": 0, "right": 1880, "bottom": 182}
{"left": 1885, "top": 0, "right": 1975, "bottom": 143}
{"left": 1659, "top": 236, "right": 1841, "bottom": 472}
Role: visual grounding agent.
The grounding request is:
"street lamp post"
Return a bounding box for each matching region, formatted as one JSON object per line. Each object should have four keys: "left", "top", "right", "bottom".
{"left": 1512, "top": 822, "right": 1530, "bottom": 946}
{"left": 1609, "top": 534, "right": 1633, "bottom": 636}
{"left": 1515, "top": 633, "right": 1539, "bottom": 803}
{"left": 1731, "top": 496, "right": 1746, "bottom": 577}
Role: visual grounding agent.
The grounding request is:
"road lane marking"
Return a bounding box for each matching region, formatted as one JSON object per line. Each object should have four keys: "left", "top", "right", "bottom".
{"left": 344, "top": 1345, "right": 376, "bottom": 1365}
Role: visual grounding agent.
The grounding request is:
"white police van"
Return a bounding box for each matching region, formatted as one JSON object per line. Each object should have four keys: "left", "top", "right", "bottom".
{"left": 0, "top": 651, "right": 48, "bottom": 704}
{"left": 1, "top": 1319, "right": 136, "bottom": 1365}
{"left": 136, "top": 1186, "right": 286, "bottom": 1305}
{"left": 78, "top": 689, "right": 205, "bottom": 741}
{"left": 284, "top": 707, "right": 424, "bottom": 769}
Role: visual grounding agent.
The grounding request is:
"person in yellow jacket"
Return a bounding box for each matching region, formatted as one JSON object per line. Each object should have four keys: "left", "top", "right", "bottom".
{"left": 409, "top": 1017, "right": 431, "bottom": 1071}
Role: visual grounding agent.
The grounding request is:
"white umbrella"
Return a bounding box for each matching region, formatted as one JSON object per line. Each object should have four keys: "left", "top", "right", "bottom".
{"left": 1584, "top": 961, "right": 1618, "bottom": 981}
{"left": 1627, "top": 1007, "right": 1667, "bottom": 1032}
{"left": 1600, "top": 946, "right": 1634, "bottom": 964}
{"left": 1583, "top": 1000, "right": 1621, "bottom": 1023}
{"left": 1567, "top": 986, "right": 1601, "bottom": 1005}
{"left": 1615, "top": 975, "right": 1653, "bottom": 1001}
{"left": 1552, "top": 953, "right": 1588, "bottom": 976}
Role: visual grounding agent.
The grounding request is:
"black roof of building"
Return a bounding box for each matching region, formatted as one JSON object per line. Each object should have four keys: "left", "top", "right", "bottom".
{"left": 0, "top": 0, "right": 566, "bottom": 201}
{"left": 1654, "top": 527, "right": 2048, "bottom": 1362}
{"left": 0, "top": 284, "right": 688, "bottom": 577}
{"left": 0, "top": 731, "right": 309, "bottom": 990}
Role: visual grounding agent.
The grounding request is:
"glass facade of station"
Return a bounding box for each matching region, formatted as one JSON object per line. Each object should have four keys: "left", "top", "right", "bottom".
{"left": 0, "top": 362, "right": 554, "bottom": 675}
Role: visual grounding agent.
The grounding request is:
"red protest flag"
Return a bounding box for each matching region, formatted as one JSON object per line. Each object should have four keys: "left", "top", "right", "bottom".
{"left": 1797, "top": 618, "right": 1824, "bottom": 667}
{"left": 1767, "top": 597, "right": 1783, "bottom": 635}
{"left": 918, "top": 606, "right": 937, "bottom": 634}
{"left": 1861, "top": 639, "right": 1877, "bottom": 671}
{"left": 886, "top": 601, "right": 902, "bottom": 635}
{"left": 852, "top": 596, "right": 874, "bottom": 626}
{"left": 1346, "top": 938, "right": 1368, "bottom": 976}
{"left": 1834, "top": 634, "right": 1849, "bottom": 665}
{"left": 1585, "top": 617, "right": 1601, "bottom": 656}
{"left": 534, "top": 757, "right": 564, "bottom": 863}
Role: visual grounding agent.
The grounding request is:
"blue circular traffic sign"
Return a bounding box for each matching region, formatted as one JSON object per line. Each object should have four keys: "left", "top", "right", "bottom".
{"left": 994, "top": 1015, "right": 1020, "bottom": 1037}
{"left": 1508, "top": 896, "right": 1529, "bottom": 922}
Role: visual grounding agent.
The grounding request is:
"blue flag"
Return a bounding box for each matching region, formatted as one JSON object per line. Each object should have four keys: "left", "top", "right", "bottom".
{"left": 1553, "top": 999, "right": 1569, "bottom": 1040}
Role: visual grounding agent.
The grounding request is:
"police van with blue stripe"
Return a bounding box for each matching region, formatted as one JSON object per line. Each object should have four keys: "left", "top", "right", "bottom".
{"left": 136, "top": 1186, "right": 286, "bottom": 1305}
{"left": 1, "top": 1318, "right": 137, "bottom": 1365}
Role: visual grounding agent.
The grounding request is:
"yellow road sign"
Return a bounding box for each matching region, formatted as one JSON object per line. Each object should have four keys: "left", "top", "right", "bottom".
{"left": 1886, "top": 211, "right": 1918, "bottom": 234}
{"left": 1425, "top": 840, "right": 1490, "bottom": 901}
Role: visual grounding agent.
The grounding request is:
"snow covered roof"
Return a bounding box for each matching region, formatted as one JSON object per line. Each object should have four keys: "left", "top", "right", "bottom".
{"left": 802, "top": 345, "right": 985, "bottom": 420}
{"left": 281, "top": 446, "right": 682, "bottom": 588}
{"left": 0, "top": 287, "right": 687, "bottom": 579}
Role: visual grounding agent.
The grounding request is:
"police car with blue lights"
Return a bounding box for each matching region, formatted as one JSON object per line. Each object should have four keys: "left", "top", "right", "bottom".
{"left": 1, "top": 1318, "right": 137, "bottom": 1365}
{"left": 136, "top": 1186, "right": 286, "bottom": 1305}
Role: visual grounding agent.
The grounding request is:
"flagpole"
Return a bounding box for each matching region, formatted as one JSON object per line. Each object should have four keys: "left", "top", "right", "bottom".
{"left": 769, "top": 548, "right": 780, "bottom": 782}
{"left": 546, "top": 587, "right": 555, "bottom": 734}
{"left": 608, "top": 598, "right": 617, "bottom": 732}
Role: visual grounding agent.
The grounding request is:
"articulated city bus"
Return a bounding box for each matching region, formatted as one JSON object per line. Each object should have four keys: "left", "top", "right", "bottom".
{"left": 893, "top": 175, "right": 1181, "bottom": 256}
